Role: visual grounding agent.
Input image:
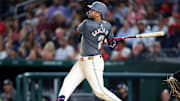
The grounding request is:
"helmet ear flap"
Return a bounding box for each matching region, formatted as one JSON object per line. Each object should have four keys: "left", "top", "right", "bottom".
{"left": 86, "top": 11, "right": 89, "bottom": 17}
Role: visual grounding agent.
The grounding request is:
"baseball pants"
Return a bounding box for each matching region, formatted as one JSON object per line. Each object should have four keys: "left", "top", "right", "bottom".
{"left": 58, "top": 55, "right": 122, "bottom": 101}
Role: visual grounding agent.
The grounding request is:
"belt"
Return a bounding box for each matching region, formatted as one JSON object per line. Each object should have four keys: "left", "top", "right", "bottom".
{"left": 80, "top": 55, "right": 101, "bottom": 61}
{"left": 80, "top": 57, "right": 94, "bottom": 61}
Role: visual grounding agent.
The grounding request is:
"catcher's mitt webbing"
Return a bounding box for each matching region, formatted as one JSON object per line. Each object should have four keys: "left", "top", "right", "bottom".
{"left": 165, "top": 71, "right": 180, "bottom": 100}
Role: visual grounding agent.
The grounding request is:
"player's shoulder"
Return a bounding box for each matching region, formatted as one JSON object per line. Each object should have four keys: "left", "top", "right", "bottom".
{"left": 80, "top": 19, "right": 93, "bottom": 26}
{"left": 81, "top": 19, "right": 92, "bottom": 23}
{"left": 81, "top": 19, "right": 88, "bottom": 24}
{"left": 102, "top": 20, "right": 112, "bottom": 29}
{"left": 103, "top": 20, "right": 111, "bottom": 25}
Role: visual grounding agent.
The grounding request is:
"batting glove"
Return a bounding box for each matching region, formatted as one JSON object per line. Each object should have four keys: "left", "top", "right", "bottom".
{"left": 109, "top": 38, "right": 117, "bottom": 48}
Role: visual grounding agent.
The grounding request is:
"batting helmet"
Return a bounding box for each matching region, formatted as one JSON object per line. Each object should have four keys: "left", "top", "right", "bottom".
{"left": 87, "top": 1, "right": 108, "bottom": 19}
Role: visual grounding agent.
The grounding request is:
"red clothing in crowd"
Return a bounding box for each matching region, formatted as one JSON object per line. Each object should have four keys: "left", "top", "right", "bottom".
{"left": 12, "top": 31, "right": 20, "bottom": 41}
{"left": 37, "top": 21, "right": 51, "bottom": 34}
{"left": 160, "top": 2, "right": 174, "bottom": 14}
{"left": 0, "top": 22, "right": 5, "bottom": 34}
{"left": 168, "top": 23, "right": 180, "bottom": 34}
{"left": 101, "top": 52, "right": 109, "bottom": 61}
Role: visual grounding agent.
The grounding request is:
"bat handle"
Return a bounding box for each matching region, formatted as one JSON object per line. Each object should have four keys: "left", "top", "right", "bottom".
{"left": 114, "top": 37, "right": 124, "bottom": 40}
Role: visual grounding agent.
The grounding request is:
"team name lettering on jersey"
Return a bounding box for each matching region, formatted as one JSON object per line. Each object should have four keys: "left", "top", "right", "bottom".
{"left": 92, "top": 27, "right": 109, "bottom": 37}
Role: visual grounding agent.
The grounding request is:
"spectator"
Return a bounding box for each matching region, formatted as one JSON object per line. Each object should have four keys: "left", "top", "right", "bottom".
{"left": 6, "top": 46, "right": 19, "bottom": 60}
{"left": 68, "top": 10, "right": 81, "bottom": 29}
{"left": 50, "top": 12, "right": 67, "bottom": 31}
{"left": 53, "top": 27, "right": 65, "bottom": 49}
{"left": 46, "top": 0, "right": 66, "bottom": 19}
{"left": 174, "top": 1, "right": 180, "bottom": 13}
{"left": 178, "top": 42, "right": 180, "bottom": 50}
{"left": 111, "top": 41, "right": 131, "bottom": 61}
{"left": 36, "top": 3, "right": 48, "bottom": 20}
{"left": 161, "top": 89, "right": 171, "bottom": 101}
{"left": 130, "top": 42, "right": 145, "bottom": 60}
{"left": 116, "top": 21, "right": 133, "bottom": 37}
{"left": 0, "top": 18, "right": 5, "bottom": 34}
{"left": 145, "top": 42, "right": 166, "bottom": 59}
{"left": 101, "top": 46, "right": 110, "bottom": 61}
{"left": 152, "top": 17, "right": 168, "bottom": 44}
{"left": 0, "top": 34, "right": 4, "bottom": 45}
{"left": 116, "top": 20, "right": 137, "bottom": 47}
{"left": 20, "top": 20, "right": 33, "bottom": 37}
{"left": 117, "top": 83, "right": 128, "bottom": 101}
{"left": 133, "top": 20, "right": 155, "bottom": 48}
{"left": 134, "top": 2, "right": 146, "bottom": 22}
{"left": 4, "top": 34, "right": 13, "bottom": 53}
{"left": 26, "top": 49, "right": 38, "bottom": 60}
{"left": 113, "top": 1, "right": 129, "bottom": 25}
{"left": 64, "top": 1, "right": 81, "bottom": 23}
{"left": 39, "top": 30, "right": 52, "bottom": 48}
{"left": 18, "top": 46, "right": 27, "bottom": 59}
{"left": 4, "top": 18, "right": 13, "bottom": 35}
{"left": 0, "top": 43, "right": 7, "bottom": 60}
{"left": 22, "top": 11, "right": 37, "bottom": 27}
{"left": 152, "top": 17, "right": 168, "bottom": 34}
{"left": 20, "top": 31, "right": 38, "bottom": 58}
{"left": 0, "top": 0, "right": 179, "bottom": 61}
{"left": 41, "top": 41, "right": 55, "bottom": 60}
{"left": 160, "top": 0, "right": 174, "bottom": 17}
{"left": 36, "top": 12, "right": 51, "bottom": 34}
{"left": 0, "top": 34, "right": 7, "bottom": 59}
{"left": 55, "top": 38, "right": 74, "bottom": 60}
{"left": 167, "top": 12, "right": 180, "bottom": 48}
{"left": 0, "top": 79, "right": 16, "bottom": 101}
{"left": 126, "top": 4, "right": 136, "bottom": 25}
{"left": 168, "top": 13, "right": 180, "bottom": 35}
{"left": 145, "top": 5, "right": 158, "bottom": 27}
{"left": 167, "top": 11, "right": 179, "bottom": 26}
{"left": 11, "top": 20, "right": 20, "bottom": 41}
{"left": 153, "top": 42, "right": 166, "bottom": 57}
{"left": 19, "top": 31, "right": 26, "bottom": 44}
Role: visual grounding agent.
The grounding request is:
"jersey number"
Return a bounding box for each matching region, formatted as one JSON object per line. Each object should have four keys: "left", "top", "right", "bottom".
{"left": 98, "top": 35, "right": 105, "bottom": 50}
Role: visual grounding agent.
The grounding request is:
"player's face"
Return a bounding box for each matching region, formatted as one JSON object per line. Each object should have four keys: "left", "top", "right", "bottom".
{"left": 88, "top": 9, "right": 101, "bottom": 19}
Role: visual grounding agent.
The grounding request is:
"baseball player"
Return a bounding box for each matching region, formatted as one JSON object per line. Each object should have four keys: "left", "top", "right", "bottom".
{"left": 57, "top": 1, "right": 121, "bottom": 101}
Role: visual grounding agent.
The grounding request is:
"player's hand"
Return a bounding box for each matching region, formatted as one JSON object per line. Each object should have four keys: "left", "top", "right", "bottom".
{"left": 109, "top": 38, "right": 114, "bottom": 44}
{"left": 109, "top": 38, "right": 116, "bottom": 48}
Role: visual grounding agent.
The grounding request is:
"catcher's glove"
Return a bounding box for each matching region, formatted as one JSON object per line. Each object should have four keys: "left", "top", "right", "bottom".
{"left": 164, "top": 71, "right": 180, "bottom": 100}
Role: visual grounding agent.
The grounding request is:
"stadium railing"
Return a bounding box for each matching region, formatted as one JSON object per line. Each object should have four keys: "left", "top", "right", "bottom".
{"left": 16, "top": 72, "right": 167, "bottom": 101}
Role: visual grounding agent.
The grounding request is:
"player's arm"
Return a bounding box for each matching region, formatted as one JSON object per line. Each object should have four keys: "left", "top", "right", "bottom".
{"left": 77, "top": 19, "right": 87, "bottom": 33}
{"left": 106, "top": 25, "right": 117, "bottom": 48}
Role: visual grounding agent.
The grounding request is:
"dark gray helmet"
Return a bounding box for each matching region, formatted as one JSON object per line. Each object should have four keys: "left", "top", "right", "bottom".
{"left": 87, "top": 1, "right": 108, "bottom": 19}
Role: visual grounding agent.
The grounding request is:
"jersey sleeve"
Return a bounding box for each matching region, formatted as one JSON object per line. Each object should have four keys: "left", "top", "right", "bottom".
{"left": 108, "top": 25, "right": 114, "bottom": 39}
{"left": 107, "top": 24, "right": 116, "bottom": 48}
{"left": 77, "top": 19, "right": 87, "bottom": 32}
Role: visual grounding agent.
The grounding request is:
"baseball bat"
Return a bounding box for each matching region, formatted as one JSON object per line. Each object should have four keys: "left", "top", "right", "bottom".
{"left": 114, "top": 32, "right": 165, "bottom": 40}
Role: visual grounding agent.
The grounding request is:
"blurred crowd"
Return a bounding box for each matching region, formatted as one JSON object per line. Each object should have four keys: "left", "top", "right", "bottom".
{"left": 0, "top": 0, "right": 180, "bottom": 61}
